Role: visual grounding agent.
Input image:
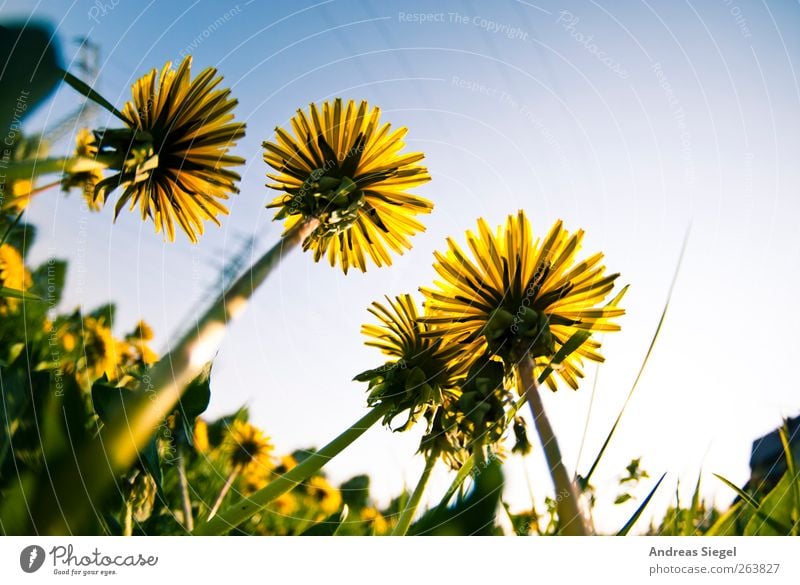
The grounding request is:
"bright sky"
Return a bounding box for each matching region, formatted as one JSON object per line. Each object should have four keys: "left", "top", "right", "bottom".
{"left": 5, "top": 0, "right": 799, "bottom": 533}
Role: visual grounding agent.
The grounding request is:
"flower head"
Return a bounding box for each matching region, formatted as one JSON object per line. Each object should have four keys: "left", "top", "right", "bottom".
{"left": 225, "top": 420, "right": 274, "bottom": 481}
{"left": 74, "top": 316, "right": 120, "bottom": 382}
{"left": 0, "top": 243, "right": 32, "bottom": 315}
{"left": 93, "top": 56, "right": 245, "bottom": 242}
{"left": 264, "top": 99, "right": 432, "bottom": 273}
{"left": 421, "top": 211, "right": 625, "bottom": 391}
{"left": 122, "top": 319, "right": 158, "bottom": 365}
{"left": 355, "top": 294, "right": 467, "bottom": 430}
{"left": 419, "top": 356, "right": 512, "bottom": 468}
{"left": 61, "top": 128, "right": 105, "bottom": 211}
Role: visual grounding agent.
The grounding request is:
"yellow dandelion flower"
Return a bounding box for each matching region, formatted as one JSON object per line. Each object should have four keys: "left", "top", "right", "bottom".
{"left": 78, "top": 316, "right": 121, "bottom": 381}
{"left": 306, "top": 476, "right": 342, "bottom": 515}
{"left": 123, "top": 319, "right": 158, "bottom": 365}
{"left": 61, "top": 128, "right": 105, "bottom": 211}
{"left": 95, "top": 56, "right": 245, "bottom": 242}
{"left": 356, "top": 294, "right": 468, "bottom": 430}
{"left": 420, "top": 211, "right": 626, "bottom": 391}
{"left": 271, "top": 493, "right": 298, "bottom": 516}
{"left": 0, "top": 243, "right": 32, "bottom": 314}
{"left": 224, "top": 420, "right": 274, "bottom": 478}
{"left": 360, "top": 506, "right": 389, "bottom": 534}
{"left": 192, "top": 418, "right": 210, "bottom": 453}
{"left": 264, "top": 98, "right": 432, "bottom": 273}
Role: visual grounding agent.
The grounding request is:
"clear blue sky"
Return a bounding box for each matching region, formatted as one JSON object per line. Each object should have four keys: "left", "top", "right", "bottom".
{"left": 5, "top": 0, "right": 799, "bottom": 532}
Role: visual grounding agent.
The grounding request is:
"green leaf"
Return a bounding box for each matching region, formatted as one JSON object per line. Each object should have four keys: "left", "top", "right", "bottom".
{"left": 683, "top": 472, "right": 703, "bottom": 535}
{"left": 779, "top": 423, "right": 800, "bottom": 521}
{"left": 0, "top": 286, "right": 42, "bottom": 301}
{"left": 614, "top": 493, "right": 633, "bottom": 505}
{"left": 299, "top": 505, "right": 349, "bottom": 536}
{"left": 537, "top": 330, "right": 591, "bottom": 384}
{"left": 91, "top": 380, "right": 133, "bottom": 423}
{"left": 706, "top": 500, "right": 747, "bottom": 535}
{"left": 617, "top": 473, "right": 666, "bottom": 535}
{"left": 712, "top": 473, "right": 760, "bottom": 510}
{"left": 744, "top": 471, "right": 798, "bottom": 535}
{"left": 90, "top": 381, "right": 163, "bottom": 492}
{"left": 410, "top": 459, "right": 503, "bottom": 536}
{"left": 178, "top": 362, "right": 212, "bottom": 420}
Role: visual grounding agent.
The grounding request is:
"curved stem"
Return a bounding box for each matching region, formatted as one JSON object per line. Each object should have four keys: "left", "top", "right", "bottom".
{"left": 122, "top": 500, "right": 133, "bottom": 537}
{"left": 3, "top": 155, "right": 110, "bottom": 182}
{"left": 207, "top": 469, "right": 238, "bottom": 520}
{"left": 194, "top": 401, "right": 389, "bottom": 535}
{"left": 392, "top": 454, "right": 437, "bottom": 536}
{"left": 0, "top": 209, "right": 25, "bottom": 247}
{"left": 60, "top": 68, "right": 127, "bottom": 121}
{"left": 516, "top": 353, "right": 589, "bottom": 536}
{"left": 33, "top": 219, "right": 317, "bottom": 534}
{"left": 1, "top": 180, "right": 62, "bottom": 212}
{"left": 433, "top": 454, "right": 476, "bottom": 515}
{"left": 177, "top": 449, "right": 194, "bottom": 531}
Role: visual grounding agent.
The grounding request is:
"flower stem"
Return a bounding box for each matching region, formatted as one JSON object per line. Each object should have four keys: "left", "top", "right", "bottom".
{"left": 516, "top": 353, "right": 589, "bottom": 536}
{"left": 207, "top": 469, "right": 238, "bottom": 521}
{"left": 33, "top": 219, "right": 318, "bottom": 534}
{"left": 122, "top": 500, "right": 133, "bottom": 537}
{"left": 60, "top": 68, "right": 127, "bottom": 121}
{"left": 3, "top": 155, "right": 110, "bottom": 181}
{"left": 0, "top": 209, "right": 25, "bottom": 247}
{"left": 1, "top": 180, "right": 62, "bottom": 212}
{"left": 194, "top": 401, "right": 389, "bottom": 536}
{"left": 433, "top": 454, "right": 476, "bottom": 515}
{"left": 177, "top": 449, "right": 194, "bottom": 531}
{"left": 391, "top": 454, "right": 437, "bottom": 536}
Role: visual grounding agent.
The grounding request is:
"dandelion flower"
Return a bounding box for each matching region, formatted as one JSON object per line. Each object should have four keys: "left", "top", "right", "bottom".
{"left": 225, "top": 420, "right": 274, "bottom": 479}
{"left": 0, "top": 243, "right": 32, "bottom": 314}
{"left": 306, "top": 476, "right": 342, "bottom": 515}
{"left": 61, "top": 128, "right": 105, "bottom": 211}
{"left": 95, "top": 56, "right": 245, "bottom": 242}
{"left": 264, "top": 98, "right": 432, "bottom": 273}
{"left": 421, "top": 211, "right": 625, "bottom": 391}
{"left": 355, "top": 294, "right": 467, "bottom": 430}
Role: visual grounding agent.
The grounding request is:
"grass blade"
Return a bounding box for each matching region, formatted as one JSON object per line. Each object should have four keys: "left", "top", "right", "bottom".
{"left": 683, "top": 472, "right": 702, "bottom": 535}
{"left": 713, "top": 473, "right": 759, "bottom": 509}
{"left": 582, "top": 229, "right": 689, "bottom": 486}
{"left": 617, "top": 473, "right": 666, "bottom": 536}
{"left": 778, "top": 422, "right": 799, "bottom": 521}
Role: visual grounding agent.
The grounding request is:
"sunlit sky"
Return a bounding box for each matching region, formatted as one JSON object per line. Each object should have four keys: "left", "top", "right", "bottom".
{"left": 4, "top": 0, "right": 799, "bottom": 532}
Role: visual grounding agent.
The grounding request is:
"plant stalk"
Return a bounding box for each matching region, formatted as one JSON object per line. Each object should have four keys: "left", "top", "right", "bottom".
{"left": 517, "top": 353, "right": 589, "bottom": 536}
{"left": 176, "top": 449, "right": 194, "bottom": 531}
{"left": 34, "top": 218, "right": 317, "bottom": 534}
{"left": 392, "top": 454, "right": 437, "bottom": 536}
{"left": 3, "top": 155, "right": 111, "bottom": 182}
{"left": 194, "top": 401, "right": 389, "bottom": 535}
{"left": 207, "top": 469, "right": 238, "bottom": 521}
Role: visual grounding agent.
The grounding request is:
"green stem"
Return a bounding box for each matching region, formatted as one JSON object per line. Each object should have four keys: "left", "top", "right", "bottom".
{"left": 3, "top": 155, "right": 110, "bottom": 182}
{"left": 122, "top": 500, "right": 133, "bottom": 537}
{"left": 194, "top": 401, "right": 389, "bottom": 536}
{"left": 207, "top": 469, "right": 238, "bottom": 520}
{"left": 33, "top": 219, "right": 317, "bottom": 535}
{"left": 0, "top": 209, "right": 24, "bottom": 247}
{"left": 177, "top": 449, "right": 194, "bottom": 531}
{"left": 392, "top": 454, "right": 437, "bottom": 536}
{"left": 433, "top": 455, "right": 476, "bottom": 515}
{"left": 517, "top": 353, "right": 589, "bottom": 536}
{"left": 60, "top": 68, "right": 127, "bottom": 121}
